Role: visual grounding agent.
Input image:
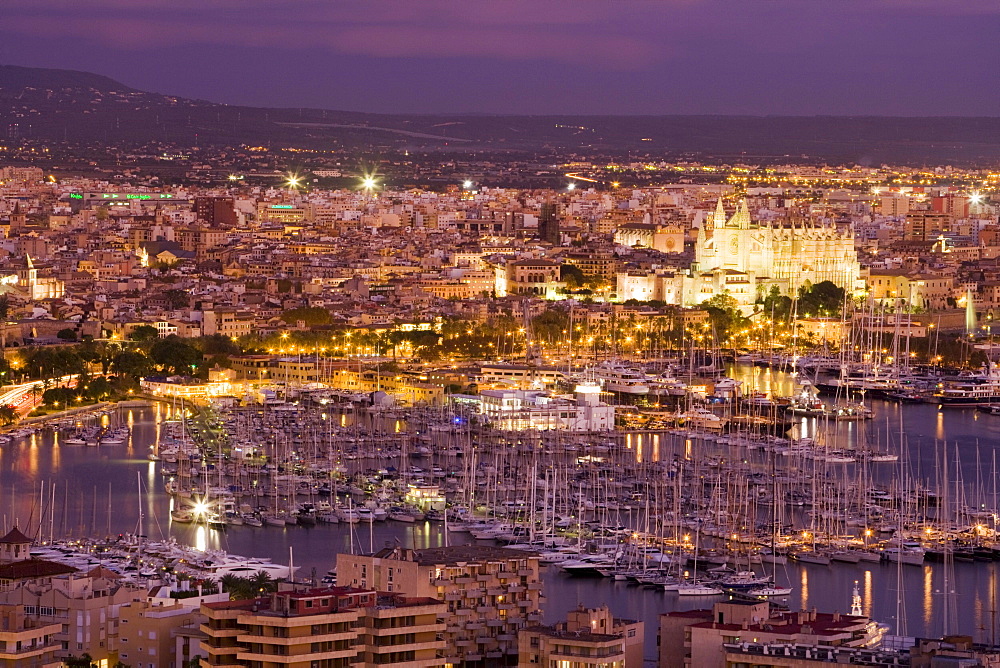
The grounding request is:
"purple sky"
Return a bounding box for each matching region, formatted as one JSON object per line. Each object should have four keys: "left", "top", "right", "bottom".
{"left": 3, "top": 0, "right": 998, "bottom": 115}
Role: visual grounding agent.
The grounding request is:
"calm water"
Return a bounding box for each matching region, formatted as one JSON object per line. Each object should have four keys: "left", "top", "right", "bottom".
{"left": 3, "top": 395, "right": 1000, "bottom": 662}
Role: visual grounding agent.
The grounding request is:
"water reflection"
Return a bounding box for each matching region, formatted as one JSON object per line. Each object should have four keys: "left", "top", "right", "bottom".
{"left": 924, "top": 565, "right": 934, "bottom": 626}
{"left": 2, "top": 400, "right": 1000, "bottom": 649}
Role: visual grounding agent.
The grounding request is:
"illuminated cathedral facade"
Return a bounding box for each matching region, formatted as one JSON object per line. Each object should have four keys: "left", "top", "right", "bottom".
{"left": 691, "top": 199, "right": 860, "bottom": 309}
{"left": 617, "top": 200, "right": 861, "bottom": 312}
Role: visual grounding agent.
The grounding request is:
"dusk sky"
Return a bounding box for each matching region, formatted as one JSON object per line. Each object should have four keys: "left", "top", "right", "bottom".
{"left": 3, "top": 0, "right": 999, "bottom": 116}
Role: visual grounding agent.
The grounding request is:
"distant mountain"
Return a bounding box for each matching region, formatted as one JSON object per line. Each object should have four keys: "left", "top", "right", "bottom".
{"left": 1, "top": 64, "right": 999, "bottom": 164}
{"left": 0, "top": 64, "right": 138, "bottom": 93}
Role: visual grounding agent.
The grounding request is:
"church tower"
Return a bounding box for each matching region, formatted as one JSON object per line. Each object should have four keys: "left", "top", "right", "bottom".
{"left": 17, "top": 254, "right": 37, "bottom": 288}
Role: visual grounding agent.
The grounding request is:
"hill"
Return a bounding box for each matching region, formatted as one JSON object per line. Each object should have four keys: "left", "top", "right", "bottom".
{"left": 1, "top": 64, "right": 999, "bottom": 164}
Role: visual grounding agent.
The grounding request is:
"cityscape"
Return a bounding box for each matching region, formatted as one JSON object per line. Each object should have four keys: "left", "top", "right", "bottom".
{"left": 0, "top": 2, "right": 999, "bottom": 668}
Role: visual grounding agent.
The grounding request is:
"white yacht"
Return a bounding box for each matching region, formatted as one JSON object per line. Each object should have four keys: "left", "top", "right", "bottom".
{"left": 589, "top": 361, "right": 650, "bottom": 395}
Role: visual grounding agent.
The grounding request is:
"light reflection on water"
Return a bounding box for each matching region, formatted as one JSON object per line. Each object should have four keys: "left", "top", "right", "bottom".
{"left": 924, "top": 565, "right": 934, "bottom": 626}
{"left": 0, "top": 401, "right": 998, "bottom": 656}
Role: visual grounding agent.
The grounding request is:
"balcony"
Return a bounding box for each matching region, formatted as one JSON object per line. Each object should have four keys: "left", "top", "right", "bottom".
{"left": 236, "top": 630, "right": 355, "bottom": 645}
{"left": 200, "top": 623, "right": 241, "bottom": 637}
{"left": 367, "top": 639, "right": 443, "bottom": 654}
{"left": 527, "top": 582, "right": 542, "bottom": 590}
{"left": 367, "top": 623, "right": 445, "bottom": 637}
{"left": 517, "top": 569, "right": 535, "bottom": 576}
{"left": 444, "top": 592, "right": 462, "bottom": 601}
{"left": 476, "top": 574, "right": 492, "bottom": 582}
{"left": 236, "top": 648, "right": 356, "bottom": 662}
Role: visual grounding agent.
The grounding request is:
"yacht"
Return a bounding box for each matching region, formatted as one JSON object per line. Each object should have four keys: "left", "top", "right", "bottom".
{"left": 589, "top": 362, "right": 650, "bottom": 395}
{"left": 930, "top": 377, "right": 1000, "bottom": 406}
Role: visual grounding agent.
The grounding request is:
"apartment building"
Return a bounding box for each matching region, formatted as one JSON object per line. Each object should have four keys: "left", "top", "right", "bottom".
{"left": 118, "top": 598, "right": 206, "bottom": 668}
{"left": 518, "top": 605, "right": 643, "bottom": 667}
{"left": 0, "top": 604, "right": 61, "bottom": 668}
{"left": 199, "top": 586, "right": 445, "bottom": 668}
{"left": 337, "top": 546, "right": 543, "bottom": 664}
{"left": 659, "top": 601, "right": 886, "bottom": 668}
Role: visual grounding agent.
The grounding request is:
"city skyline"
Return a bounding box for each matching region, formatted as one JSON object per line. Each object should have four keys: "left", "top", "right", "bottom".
{"left": 3, "top": 0, "right": 999, "bottom": 116}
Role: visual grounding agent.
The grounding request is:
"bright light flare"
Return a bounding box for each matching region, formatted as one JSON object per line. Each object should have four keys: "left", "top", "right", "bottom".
{"left": 567, "top": 182, "right": 576, "bottom": 191}
{"left": 192, "top": 502, "right": 210, "bottom": 516}
{"left": 970, "top": 191, "right": 983, "bottom": 204}
{"left": 361, "top": 175, "right": 379, "bottom": 190}
{"left": 285, "top": 174, "right": 302, "bottom": 188}
{"left": 463, "top": 180, "right": 473, "bottom": 189}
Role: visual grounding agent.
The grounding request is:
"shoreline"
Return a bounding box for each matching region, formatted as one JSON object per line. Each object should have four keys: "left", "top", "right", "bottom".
{"left": 4, "top": 398, "right": 154, "bottom": 431}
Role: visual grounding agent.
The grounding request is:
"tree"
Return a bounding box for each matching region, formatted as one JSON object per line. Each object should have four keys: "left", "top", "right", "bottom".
{"left": 57, "top": 328, "right": 78, "bottom": 341}
{"left": 129, "top": 325, "right": 160, "bottom": 343}
{"left": 150, "top": 336, "right": 201, "bottom": 375}
{"left": 531, "top": 308, "right": 569, "bottom": 343}
{"left": 221, "top": 571, "right": 279, "bottom": 600}
{"left": 65, "top": 654, "right": 96, "bottom": 668}
{"left": 112, "top": 350, "right": 153, "bottom": 378}
{"left": 163, "top": 289, "right": 190, "bottom": 309}
{"left": 220, "top": 574, "right": 255, "bottom": 600}
{"left": 0, "top": 404, "right": 18, "bottom": 425}
{"left": 85, "top": 376, "right": 113, "bottom": 401}
{"left": 699, "top": 293, "right": 749, "bottom": 340}
{"left": 560, "top": 264, "right": 585, "bottom": 289}
{"left": 0, "top": 294, "right": 10, "bottom": 320}
{"left": 797, "top": 280, "right": 845, "bottom": 317}
{"left": 758, "top": 285, "right": 793, "bottom": 321}
{"left": 280, "top": 306, "right": 332, "bottom": 327}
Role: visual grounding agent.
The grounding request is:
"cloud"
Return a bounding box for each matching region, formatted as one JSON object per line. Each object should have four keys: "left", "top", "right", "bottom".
{"left": 3, "top": 1, "right": 684, "bottom": 68}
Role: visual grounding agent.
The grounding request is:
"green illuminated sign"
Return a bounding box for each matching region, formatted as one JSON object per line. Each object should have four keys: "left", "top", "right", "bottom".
{"left": 68, "top": 193, "right": 82, "bottom": 199}
{"left": 271, "top": 205, "right": 295, "bottom": 209}
{"left": 97, "top": 193, "right": 174, "bottom": 200}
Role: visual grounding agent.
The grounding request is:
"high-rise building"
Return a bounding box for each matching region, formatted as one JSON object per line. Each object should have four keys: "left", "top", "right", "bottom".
{"left": 337, "top": 546, "right": 543, "bottom": 664}
{"left": 193, "top": 197, "right": 238, "bottom": 228}
{"left": 200, "top": 586, "right": 446, "bottom": 668}
{"left": 538, "top": 202, "right": 560, "bottom": 244}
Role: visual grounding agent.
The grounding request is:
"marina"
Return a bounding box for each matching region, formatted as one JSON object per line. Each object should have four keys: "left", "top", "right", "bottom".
{"left": 2, "top": 374, "right": 1000, "bottom": 654}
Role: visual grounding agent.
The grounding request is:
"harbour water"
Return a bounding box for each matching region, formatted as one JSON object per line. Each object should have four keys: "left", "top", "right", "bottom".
{"left": 2, "top": 383, "right": 1000, "bottom": 660}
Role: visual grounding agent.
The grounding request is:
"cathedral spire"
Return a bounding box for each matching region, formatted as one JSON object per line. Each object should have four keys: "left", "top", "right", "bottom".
{"left": 711, "top": 198, "right": 727, "bottom": 228}
{"left": 25, "top": 254, "right": 34, "bottom": 270}
{"left": 728, "top": 199, "right": 751, "bottom": 229}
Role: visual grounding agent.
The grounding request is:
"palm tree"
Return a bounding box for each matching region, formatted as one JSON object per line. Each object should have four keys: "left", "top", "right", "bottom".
{"left": 251, "top": 570, "right": 278, "bottom": 595}
{"left": 219, "top": 574, "right": 254, "bottom": 600}
{"left": 0, "top": 404, "right": 17, "bottom": 426}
